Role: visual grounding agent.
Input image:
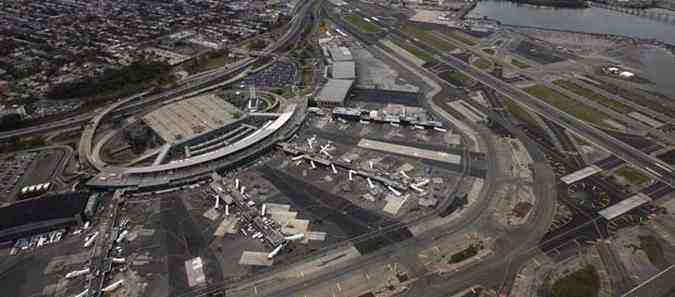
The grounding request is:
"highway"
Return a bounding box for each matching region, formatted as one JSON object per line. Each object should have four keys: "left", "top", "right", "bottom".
{"left": 310, "top": 2, "right": 675, "bottom": 197}
{"left": 180, "top": 5, "right": 559, "bottom": 297}
{"left": 337, "top": 9, "right": 675, "bottom": 189}
{"left": 0, "top": 0, "right": 313, "bottom": 143}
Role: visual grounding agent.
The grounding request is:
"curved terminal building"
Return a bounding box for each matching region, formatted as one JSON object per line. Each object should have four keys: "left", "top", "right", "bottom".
{"left": 83, "top": 91, "right": 306, "bottom": 191}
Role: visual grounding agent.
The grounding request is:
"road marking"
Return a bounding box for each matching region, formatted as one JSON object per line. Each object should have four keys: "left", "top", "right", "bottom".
{"left": 336, "top": 282, "right": 342, "bottom": 292}
{"left": 533, "top": 259, "right": 540, "bottom": 266}
{"left": 364, "top": 272, "right": 370, "bottom": 280}
{"left": 254, "top": 286, "right": 258, "bottom": 295}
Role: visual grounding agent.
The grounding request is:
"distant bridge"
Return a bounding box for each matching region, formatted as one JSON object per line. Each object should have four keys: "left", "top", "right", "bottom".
{"left": 590, "top": 2, "right": 675, "bottom": 24}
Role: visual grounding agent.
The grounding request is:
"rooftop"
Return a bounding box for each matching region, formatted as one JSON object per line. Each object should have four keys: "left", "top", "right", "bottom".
{"left": 143, "top": 94, "right": 242, "bottom": 143}
{"left": 315, "top": 79, "right": 354, "bottom": 104}
{"left": 328, "top": 46, "right": 353, "bottom": 62}
{"left": 332, "top": 61, "right": 356, "bottom": 80}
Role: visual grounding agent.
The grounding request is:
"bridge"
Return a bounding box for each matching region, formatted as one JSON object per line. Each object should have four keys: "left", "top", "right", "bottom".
{"left": 590, "top": 2, "right": 675, "bottom": 24}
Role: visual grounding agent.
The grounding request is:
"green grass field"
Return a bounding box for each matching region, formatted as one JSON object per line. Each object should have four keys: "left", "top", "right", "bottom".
{"left": 344, "top": 15, "right": 382, "bottom": 33}
{"left": 442, "top": 30, "right": 479, "bottom": 46}
{"left": 551, "top": 265, "right": 600, "bottom": 297}
{"left": 615, "top": 166, "right": 650, "bottom": 185}
{"left": 395, "top": 41, "right": 435, "bottom": 62}
{"left": 204, "top": 55, "right": 229, "bottom": 70}
{"left": 639, "top": 235, "right": 666, "bottom": 267}
{"left": 503, "top": 97, "right": 539, "bottom": 127}
{"left": 473, "top": 57, "right": 492, "bottom": 70}
{"left": 482, "top": 48, "right": 496, "bottom": 55}
{"left": 401, "top": 24, "right": 457, "bottom": 52}
{"left": 553, "top": 80, "right": 631, "bottom": 114}
{"left": 511, "top": 58, "right": 530, "bottom": 69}
{"left": 443, "top": 71, "right": 476, "bottom": 88}
{"left": 525, "top": 85, "right": 610, "bottom": 128}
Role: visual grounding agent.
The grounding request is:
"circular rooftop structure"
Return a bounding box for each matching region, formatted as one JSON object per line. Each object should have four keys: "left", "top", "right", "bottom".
{"left": 81, "top": 89, "right": 305, "bottom": 190}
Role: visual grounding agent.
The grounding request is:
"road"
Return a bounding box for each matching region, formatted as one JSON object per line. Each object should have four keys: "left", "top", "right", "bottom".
{"left": 204, "top": 5, "right": 558, "bottom": 297}
{"left": 338, "top": 9, "right": 675, "bottom": 189}
{"left": 0, "top": 0, "right": 312, "bottom": 144}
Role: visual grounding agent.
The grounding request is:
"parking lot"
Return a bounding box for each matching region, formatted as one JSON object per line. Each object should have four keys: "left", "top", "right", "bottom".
{"left": 243, "top": 61, "right": 298, "bottom": 88}
{"left": 0, "top": 152, "right": 38, "bottom": 205}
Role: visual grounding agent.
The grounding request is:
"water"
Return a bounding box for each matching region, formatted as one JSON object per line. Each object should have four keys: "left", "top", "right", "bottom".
{"left": 468, "top": 0, "right": 675, "bottom": 97}
{"left": 468, "top": 1, "right": 675, "bottom": 45}
{"left": 640, "top": 47, "right": 675, "bottom": 97}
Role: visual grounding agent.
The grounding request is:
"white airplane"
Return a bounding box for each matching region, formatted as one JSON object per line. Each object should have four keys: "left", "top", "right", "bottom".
{"left": 267, "top": 244, "right": 285, "bottom": 259}
{"left": 388, "top": 186, "right": 402, "bottom": 196}
{"left": 102, "top": 280, "right": 124, "bottom": 292}
{"left": 84, "top": 232, "right": 98, "bottom": 248}
{"left": 110, "top": 257, "right": 126, "bottom": 264}
{"left": 410, "top": 184, "right": 426, "bottom": 195}
{"left": 284, "top": 233, "right": 304, "bottom": 241}
{"left": 116, "top": 230, "right": 129, "bottom": 243}
{"left": 65, "top": 268, "right": 90, "bottom": 279}
{"left": 414, "top": 179, "right": 430, "bottom": 188}
{"left": 214, "top": 194, "right": 221, "bottom": 209}
{"left": 367, "top": 178, "right": 375, "bottom": 189}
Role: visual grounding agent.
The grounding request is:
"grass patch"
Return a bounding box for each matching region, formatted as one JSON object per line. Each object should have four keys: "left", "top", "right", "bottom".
{"left": 571, "top": 134, "right": 590, "bottom": 146}
{"left": 441, "top": 70, "right": 476, "bottom": 88}
{"left": 638, "top": 235, "right": 666, "bottom": 267}
{"left": 511, "top": 58, "right": 530, "bottom": 69}
{"left": 448, "top": 242, "right": 483, "bottom": 264}
{"left": 442, "top": 30, "right": 478, "bottom": 46}
{"left": 615, "top": 166, "right": 650, "bottom": 185}
{"left": 401, "top": 24, "right": 457, "bottom": 52}
{"left": 525, "top": 85, "right": 610, "bottom": 128}
{"left": 397, "top": 42, "right": 435, "bottom": 62}
{"left": 473, "top": 57, "right": 492, "bottom": 70}
{"left": 513, "top": 202, "right": 533, "bottom": 218}
{"left": 204, "top": 55, "right": 229, "bottom": 70}
{"left": 550, "top": 265, "right": 600, "bottom": 297}
{"left": 502, "top": 97, "right": 539, "bottom": 127}
{"left": 482, "top": 48, "right": 496, "bottom": 55}
{"left": 553, "top": 80, "right": 631, "bottom": 114}
{"left": 344, "top": 15, "right": 382, "bottom": 33}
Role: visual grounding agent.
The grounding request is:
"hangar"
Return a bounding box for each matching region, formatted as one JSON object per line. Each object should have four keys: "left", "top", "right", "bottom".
{"left": 315, "top": 79, "right": 354, "bottom": 107}
{"left": 0, "top": 192, "right": 90, "bottom": 243}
